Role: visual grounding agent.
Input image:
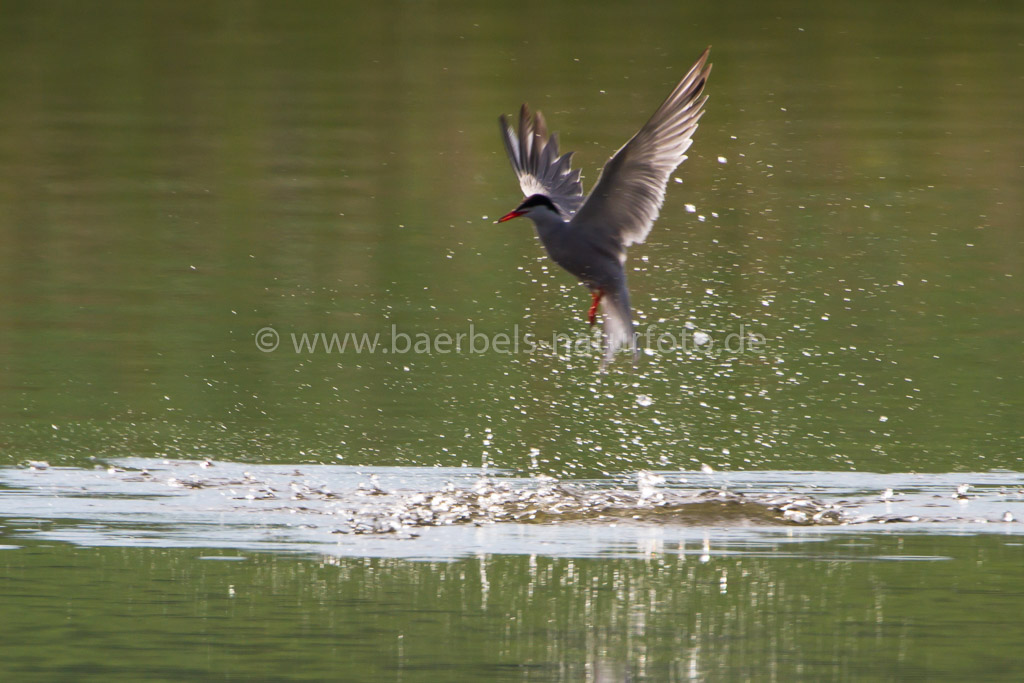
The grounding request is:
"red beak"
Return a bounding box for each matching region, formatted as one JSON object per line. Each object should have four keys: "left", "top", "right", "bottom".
{"left": 496, "top": 209, "right": 525, "bottom": 223}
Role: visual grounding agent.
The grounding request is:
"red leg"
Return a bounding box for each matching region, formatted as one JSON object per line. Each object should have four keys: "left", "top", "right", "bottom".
{"left": 587, "top": 289, "right": 604, "bottom": 326}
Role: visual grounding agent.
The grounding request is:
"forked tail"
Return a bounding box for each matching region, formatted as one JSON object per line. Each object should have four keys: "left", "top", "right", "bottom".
{"left": 600, "top": 284, "right": 638, "bottom": 370}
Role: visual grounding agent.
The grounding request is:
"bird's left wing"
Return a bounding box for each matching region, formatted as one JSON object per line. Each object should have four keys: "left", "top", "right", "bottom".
{"left": 499, "top": 104, "right": 585, "bottom": 219}
{"left": 571, "top": 47, "right": 711, "bottom": 251}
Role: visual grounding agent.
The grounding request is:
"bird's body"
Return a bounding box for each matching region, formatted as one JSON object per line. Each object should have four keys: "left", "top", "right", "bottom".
{"left": 526, "top": 203, "right": 622, "bottom": 290}
{"left": 497, "top": 47, "right": 711, "bottom": 368}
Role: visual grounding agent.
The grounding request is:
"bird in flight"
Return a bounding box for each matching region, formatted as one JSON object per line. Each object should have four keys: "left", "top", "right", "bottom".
{"left": 497, "top": 47, "right": 711, "bottom": 368}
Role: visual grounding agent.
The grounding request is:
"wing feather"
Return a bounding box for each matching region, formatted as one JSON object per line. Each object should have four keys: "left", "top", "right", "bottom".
{"left": 499, "top": 104, "right": 585, "bottom": 219}
{"left": 570, "top": 47, "right": 711, "bottom": 251}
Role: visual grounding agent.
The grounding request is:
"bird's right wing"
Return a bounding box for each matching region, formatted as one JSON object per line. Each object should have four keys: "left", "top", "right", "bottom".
{"left": 570, "top": 47, "right": 711, "bottom": 252}
{"left": 499, "top": 104, "right": 585, "bottom": 219}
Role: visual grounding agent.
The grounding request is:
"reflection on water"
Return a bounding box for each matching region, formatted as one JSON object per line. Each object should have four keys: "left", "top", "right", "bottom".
{"left": 2, "top": 533, "right": 1023, "bottom": 680}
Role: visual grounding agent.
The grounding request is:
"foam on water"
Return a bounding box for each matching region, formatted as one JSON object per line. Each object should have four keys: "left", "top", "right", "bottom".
{"left": 1, "top": 459, "right": 1021, "bottom": 559}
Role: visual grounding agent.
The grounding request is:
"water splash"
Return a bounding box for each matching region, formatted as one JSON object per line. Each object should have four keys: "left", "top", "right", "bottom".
{"left": 1, "top": 460, "right": 1021, "bottom": 559}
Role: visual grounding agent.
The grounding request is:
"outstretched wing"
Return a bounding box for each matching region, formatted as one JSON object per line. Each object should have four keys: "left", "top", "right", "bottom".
{"left": 571, "top": 47, "right": 711, "bottom": 252}
{"left": 499, "top": 104, "right": 585, "bottom": 219}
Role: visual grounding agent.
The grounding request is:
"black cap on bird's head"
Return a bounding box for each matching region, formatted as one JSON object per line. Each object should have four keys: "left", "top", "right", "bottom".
{"left": 496, "top": 194, "right": 559, "bottom": 223}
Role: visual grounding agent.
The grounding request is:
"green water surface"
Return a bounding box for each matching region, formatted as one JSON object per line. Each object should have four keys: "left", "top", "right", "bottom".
{"left": 1, "top": 0, "right": 1022, "bottom": 679}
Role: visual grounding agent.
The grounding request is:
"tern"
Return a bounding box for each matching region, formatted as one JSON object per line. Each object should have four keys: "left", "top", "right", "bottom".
{"left": 497, "top": 47, "right": 711, "bottom": 368}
